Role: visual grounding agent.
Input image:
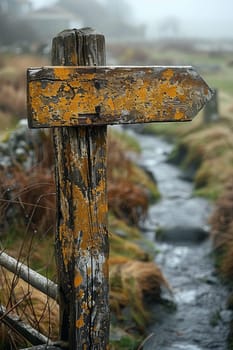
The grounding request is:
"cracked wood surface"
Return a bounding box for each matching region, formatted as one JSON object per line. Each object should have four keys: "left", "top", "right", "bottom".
{"left": 51, "top": 29, "right": 109, "bottom": 349}
{"left": 27, "top": 65, "right": 213, "bottom": 128}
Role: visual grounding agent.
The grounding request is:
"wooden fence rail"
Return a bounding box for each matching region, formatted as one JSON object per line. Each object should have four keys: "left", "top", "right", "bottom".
{"left": 0, "top": 251, "right": 58, "bottom": 300}
{"left": 0, "top": 304, "right": 52, "bottom": 346}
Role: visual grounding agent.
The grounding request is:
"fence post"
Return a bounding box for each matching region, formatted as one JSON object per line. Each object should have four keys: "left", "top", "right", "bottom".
{"left": 203, "top": 88, "right": 219, "bottom": 123}
{"left": 51, "top": 28, "right": 109, "bottom": 349}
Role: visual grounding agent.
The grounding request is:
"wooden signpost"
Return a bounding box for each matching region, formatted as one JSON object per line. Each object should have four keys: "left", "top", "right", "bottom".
{"left": 27, "top": 28, "right": 212, "bottom": 349}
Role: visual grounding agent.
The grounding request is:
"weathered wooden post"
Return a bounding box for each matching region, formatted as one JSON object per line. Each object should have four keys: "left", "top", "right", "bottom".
{"left": 51, "top": 29, "right": 108, "bottom": 349}
{"left": 27, "top": 28, "right": 212, "bottom": 349}
{"left": 203, "top": 88, "right": 219, "bottom": 123}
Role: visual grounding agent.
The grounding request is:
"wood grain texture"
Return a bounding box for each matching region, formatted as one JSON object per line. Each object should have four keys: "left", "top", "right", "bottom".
{"left": 51, "top": 28, "right": 109, "bottom": 349}
{"left": 27, "top": 65, "right": 213, "bottom": 127}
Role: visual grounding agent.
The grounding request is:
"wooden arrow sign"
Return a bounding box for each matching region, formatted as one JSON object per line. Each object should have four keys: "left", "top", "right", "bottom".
{"left": 27, "top": 66, "right": 213, "bottom": 128}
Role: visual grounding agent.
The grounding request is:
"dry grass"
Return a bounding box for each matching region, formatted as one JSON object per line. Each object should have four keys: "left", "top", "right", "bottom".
{"left": 108, "top": 181, "right": 148, "bottom": 226}
{"left": 110, "top": 260, "right": 170, "bottom": 330}
{"left": 0, "top": 268, "right": 59, "bottom": 349}
{"left": 0, "top": 168, "right": 55, "bottom": 236}
{"left": 1, "top": 129, "right": 156, "bottom": 236}
{"left": 0, "top": 111, "right": 17, "bottom": 137}
{"left": 210, "top": 181, "right": 233, "bottom": 279}
{"left": 183, "top": 125, "right": 233, "bottom": 196}
{"left": 0, "top": 129, "right": 55, "bottom": 238}
{"left": 0, "top": 82, "right": 26, "bottom": 118}
{"left": 167, "top": 121, "right": 233, "bottom": 199}
{"left": 109, "top": 233, "right": 149, "bottom": 261}
{"left": 0, "top": 241, "right": 167, "bottom": 348}
{"left": 0, "top": 54, "right": 49, "bottom": 123}
{"left": 108, "top": 131, "right": 159, "bottom": 225}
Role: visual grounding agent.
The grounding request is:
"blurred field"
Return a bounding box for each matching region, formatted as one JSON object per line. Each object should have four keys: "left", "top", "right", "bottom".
{"left": 0, "top": 43, "right": 233, "bottom": 348}
{"left": 0, "top": 54, "right": 49, "bottom": 138}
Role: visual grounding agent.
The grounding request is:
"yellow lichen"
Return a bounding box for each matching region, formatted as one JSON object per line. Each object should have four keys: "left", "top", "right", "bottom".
{"left": 76, "top": 315, "right": 84, "bottom": 329}
{"left": 28, "top": 66, "right": 210, "bottom": 127}
{"left": 74, "top": 272, "right": 83, "bottom": 288}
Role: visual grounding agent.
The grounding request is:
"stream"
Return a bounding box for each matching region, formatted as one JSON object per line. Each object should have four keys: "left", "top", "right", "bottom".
{"left": 134, "top": 132, "right": 232, "bottom": 350}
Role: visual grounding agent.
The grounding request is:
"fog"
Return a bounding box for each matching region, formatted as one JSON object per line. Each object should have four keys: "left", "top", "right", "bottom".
{"left": 31, "top": 0, "right": 233, "bottom": 39}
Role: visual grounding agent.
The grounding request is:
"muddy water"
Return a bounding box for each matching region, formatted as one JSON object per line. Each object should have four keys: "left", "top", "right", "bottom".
{"left": 135, "top": 133, "right": 232, "bottom": 350}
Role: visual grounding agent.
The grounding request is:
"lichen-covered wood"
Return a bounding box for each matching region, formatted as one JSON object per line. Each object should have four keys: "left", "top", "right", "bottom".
{"left": 27, "top": 65, "right": 213, "bottom": 128}
{"left": 51, "top": 29, "right": 109, "bottom": 349}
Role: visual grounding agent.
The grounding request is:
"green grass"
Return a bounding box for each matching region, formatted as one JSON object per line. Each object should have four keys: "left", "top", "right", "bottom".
{"left": 110, "top": 128, "right": 141, "bottom": 153}
{"left": 151, "top": 48, "right": 230, "bottom": 65}
{"left": 151, "top": 49, "right": 233, "bottom": 94}
{"left": 111, "top": 335, "right": 141, "bottom": 350}
{"left": 206, "top": 76, "right": 233, "bottom": 94}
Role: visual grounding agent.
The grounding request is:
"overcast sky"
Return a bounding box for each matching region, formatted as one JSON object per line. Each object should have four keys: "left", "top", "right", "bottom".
{"left": 31, "top": 0, "right": 233, "bottom": 20}
{"left": 31, "top": 0, "right": 233, "bottom": 38}
{"left": 129, "top": 0, "right": 233, "bottom": 21}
